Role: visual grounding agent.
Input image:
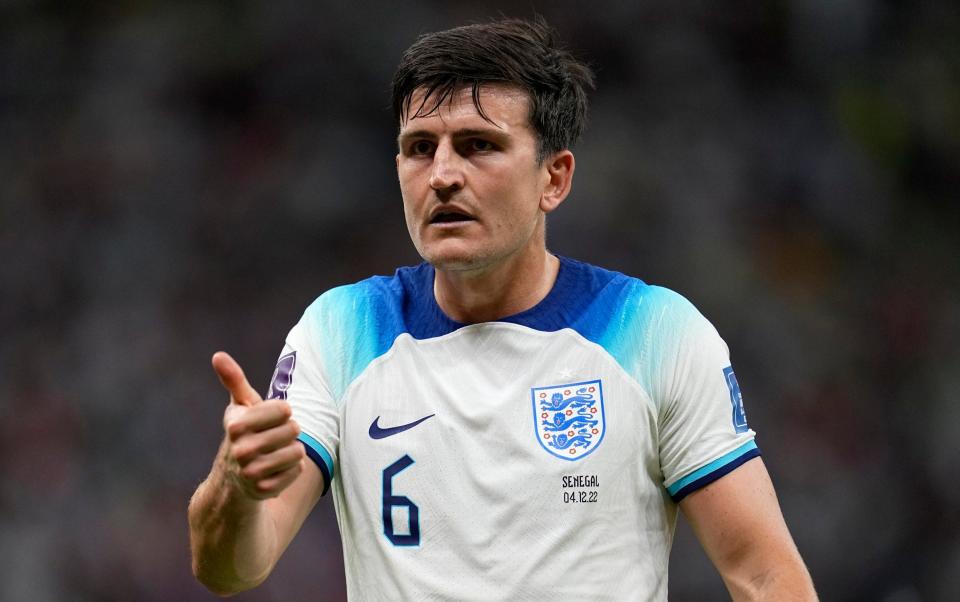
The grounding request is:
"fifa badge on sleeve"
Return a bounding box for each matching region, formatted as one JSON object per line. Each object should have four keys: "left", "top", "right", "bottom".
{"left": 723, "top": 366, "right": 749, "bottom": 433}
{"left": 267, "top": 351, "right": 297, "bottom": 400}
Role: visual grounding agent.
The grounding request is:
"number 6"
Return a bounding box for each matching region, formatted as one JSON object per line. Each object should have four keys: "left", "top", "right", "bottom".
{"left": 382, "top": 455, "right": 420, "bottom": 546}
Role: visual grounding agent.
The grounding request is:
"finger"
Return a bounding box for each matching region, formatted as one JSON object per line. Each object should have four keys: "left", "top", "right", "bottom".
{"left": 239, "top": 444, "right": 305, "bottom": 481}
{"left": 226, "top": 402, "right": 297, "bottom": 441}
{"left": 251, "top": 460, "right": 304, "bottom": 498}
{"left": 229, "top": 417, "right": 300, "bottom": 459}
{"left": 212, "top": 351, "right": 263, "bottom": 407}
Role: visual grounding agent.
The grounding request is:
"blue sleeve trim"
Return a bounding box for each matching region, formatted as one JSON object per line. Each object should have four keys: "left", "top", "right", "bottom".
{"left": 667, "top": 440, "right": 760, "bottom": 502}
{"left": 298, "top": 432, "right": 334, "bottom": 496}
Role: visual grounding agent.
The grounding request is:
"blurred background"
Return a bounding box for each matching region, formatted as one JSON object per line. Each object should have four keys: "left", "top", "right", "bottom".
{"left": 2, "top": 0, "right": 958, "bottom": 600}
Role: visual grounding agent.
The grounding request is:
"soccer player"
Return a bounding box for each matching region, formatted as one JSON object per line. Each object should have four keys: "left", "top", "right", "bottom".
{"left": 189, "top": 18, "right": 817, "bottom": 601}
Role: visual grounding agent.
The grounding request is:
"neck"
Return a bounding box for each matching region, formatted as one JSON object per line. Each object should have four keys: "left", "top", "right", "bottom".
{"left": 433, "top": 249, "right": 560, "bottom": 324}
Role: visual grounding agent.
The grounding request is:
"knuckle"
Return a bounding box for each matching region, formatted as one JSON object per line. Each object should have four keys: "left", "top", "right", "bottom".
{"left": 272, "top": 403, "right": 292, "bottom": 422}
{"left": 225, "top": 421, "right": 246, "bottom": 441}
{"left": 255, "top": 480, "right": 279, "bottom": 497}
{"left": 231, "top": 444, "right": 253, "bottom": 463}
{"left": 280, "top": 448, "right": 300, "bottom": 466}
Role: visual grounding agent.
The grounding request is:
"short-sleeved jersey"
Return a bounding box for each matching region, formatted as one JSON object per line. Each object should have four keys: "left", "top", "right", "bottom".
{"left": 267, "top": 257, "right": 759, "bottom": 601}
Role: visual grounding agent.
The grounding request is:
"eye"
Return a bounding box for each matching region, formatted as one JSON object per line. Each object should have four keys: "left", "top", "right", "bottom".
{"left": 469, "top": 138, "right": 495, "bottom": 152}
{"left": 410, "top": 140, "right": 434, "bottom": 155}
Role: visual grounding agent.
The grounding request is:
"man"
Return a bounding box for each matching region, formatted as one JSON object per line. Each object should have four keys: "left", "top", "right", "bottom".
{"left": 189, "top": 18, "right": 817, "bottom": 600}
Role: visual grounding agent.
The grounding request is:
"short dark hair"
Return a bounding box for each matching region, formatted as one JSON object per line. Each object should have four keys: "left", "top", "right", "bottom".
{"left": 391, "top": 17, "right": 595, "bottom": 162}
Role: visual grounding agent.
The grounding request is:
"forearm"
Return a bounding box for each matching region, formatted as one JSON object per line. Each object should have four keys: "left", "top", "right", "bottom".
{"left": 188, "top": 444, "right": 280, "bottom": 595}
{"left": 727, "top": 556, "right": 817, "bottom": 602}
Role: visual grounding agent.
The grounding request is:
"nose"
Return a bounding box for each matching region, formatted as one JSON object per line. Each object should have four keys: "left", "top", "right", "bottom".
{"left": 428, "top": 141, "right": 464, "bottom": 194}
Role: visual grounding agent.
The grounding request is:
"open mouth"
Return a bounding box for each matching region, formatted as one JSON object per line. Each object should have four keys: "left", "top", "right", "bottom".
{"left": 430, "top": 211, "right": 475, "bottom": 224}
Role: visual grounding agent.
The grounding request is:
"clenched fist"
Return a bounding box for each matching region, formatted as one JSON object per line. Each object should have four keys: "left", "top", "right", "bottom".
{"left": 212, "top": 351, "right": 305, "bottom": 500}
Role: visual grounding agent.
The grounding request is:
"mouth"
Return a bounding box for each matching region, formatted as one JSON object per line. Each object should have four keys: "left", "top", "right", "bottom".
{"left": 429, "top": 209, "right": 476, "bottom": 225}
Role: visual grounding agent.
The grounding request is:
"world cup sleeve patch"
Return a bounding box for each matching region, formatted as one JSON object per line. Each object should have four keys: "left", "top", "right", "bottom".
{"left": 267, "top": 351, "right": 296, "bottom": 400}
{"left": 723, "top": 366, "right": 749, "bottom": 433}
{"left": 531, "top": 379, "right": 605, "bottom": 461}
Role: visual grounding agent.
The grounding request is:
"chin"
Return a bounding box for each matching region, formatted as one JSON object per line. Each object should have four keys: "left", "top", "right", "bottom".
{"left": 418, "top": 241, "right": 494, "bottom": 273}
{"left": 425, "top": 253, "right": 486, "bottom": 273}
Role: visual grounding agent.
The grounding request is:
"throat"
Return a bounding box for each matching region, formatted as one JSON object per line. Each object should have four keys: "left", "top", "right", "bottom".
{"left": 433, "top": 252, "right": 560, "bottom": 323}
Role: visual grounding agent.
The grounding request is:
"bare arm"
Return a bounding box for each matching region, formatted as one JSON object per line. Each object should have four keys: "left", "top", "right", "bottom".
{"left": 188, "top": 352, "right": 326, "bottom": 596}
{"left": 679, "top": 457, "right": 817, "bottom": 601}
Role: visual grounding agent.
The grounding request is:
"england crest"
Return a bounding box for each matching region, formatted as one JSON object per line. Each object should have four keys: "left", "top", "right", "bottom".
{"left": 531, "top": 379, "right": 605, "bottom": 461}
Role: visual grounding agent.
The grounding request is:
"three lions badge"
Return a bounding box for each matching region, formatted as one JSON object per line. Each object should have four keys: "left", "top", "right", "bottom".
{"left": 532, "top": 379, "right": 605, "bottom": 461}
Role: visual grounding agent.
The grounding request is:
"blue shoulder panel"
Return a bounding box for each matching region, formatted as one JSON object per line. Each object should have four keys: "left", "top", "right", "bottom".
{"left": 578, "top": 281, "right": 703, "bottom": 396}
{"left": 304, "top": 273, "right": 409, "bottom": 401}
{"left": 301, "top": 258, "right": 699, "bottom": 402}
{"left": 497, "top": 257, "right": 701, "bottom": 397}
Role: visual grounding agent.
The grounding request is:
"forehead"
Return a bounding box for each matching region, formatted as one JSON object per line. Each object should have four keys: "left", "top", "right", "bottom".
{"left": 399, "top": 84, "right": 532, "bottom": 135}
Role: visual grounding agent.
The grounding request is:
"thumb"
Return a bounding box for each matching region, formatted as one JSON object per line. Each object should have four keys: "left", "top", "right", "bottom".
{"left": 211, "top": 351, "right": 263, "bottom": 407}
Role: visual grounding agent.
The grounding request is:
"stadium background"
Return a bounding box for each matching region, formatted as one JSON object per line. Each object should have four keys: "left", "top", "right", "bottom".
{"left": 2, "top": 1, "right": 958, "bottom": 600}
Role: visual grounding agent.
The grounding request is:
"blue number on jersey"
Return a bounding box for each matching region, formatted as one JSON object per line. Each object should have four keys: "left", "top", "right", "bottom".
{"left": 382, "top": 455, "right": 420, "bottom": 546}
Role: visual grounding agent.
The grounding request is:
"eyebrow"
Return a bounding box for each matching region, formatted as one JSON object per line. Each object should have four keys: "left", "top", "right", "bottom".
{"left": 397, "top": 127, "right": 508, "bottom": 147}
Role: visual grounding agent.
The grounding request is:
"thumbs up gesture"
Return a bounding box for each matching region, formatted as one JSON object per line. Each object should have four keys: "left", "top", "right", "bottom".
{"left": 212, "top": 352, "right": 305, "bottom": 500}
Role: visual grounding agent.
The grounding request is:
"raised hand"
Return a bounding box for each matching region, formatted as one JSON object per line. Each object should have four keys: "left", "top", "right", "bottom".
{"left": 212, "top": 351, "right": 305, "bottom": 500}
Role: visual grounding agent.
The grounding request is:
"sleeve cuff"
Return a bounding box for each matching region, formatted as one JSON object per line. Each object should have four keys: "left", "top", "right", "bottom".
{"left": 666, "top": 440, "right": 760, "bottom": 503}
{"left": 298, "top": 432, "right": 335, "bottom": 496}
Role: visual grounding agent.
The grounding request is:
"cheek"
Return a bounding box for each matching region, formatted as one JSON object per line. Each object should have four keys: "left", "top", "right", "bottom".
{"left": 399, "top": 192, "right": 421, "bottom": 240}
{"left": 397, "top": 172, "right": 421, "bottom": 213}
{"left": 499, "top": 175, "right": 543, "bottom": 223}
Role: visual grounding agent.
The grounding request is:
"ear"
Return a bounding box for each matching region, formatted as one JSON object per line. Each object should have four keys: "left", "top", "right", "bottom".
{"left": 539, "top": 150, "right": 575, "bottom": 214}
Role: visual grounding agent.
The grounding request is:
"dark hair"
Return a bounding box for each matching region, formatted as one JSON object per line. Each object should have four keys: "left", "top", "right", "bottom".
{"left": 391, "top": 17, "right": 595, "bottom": 162}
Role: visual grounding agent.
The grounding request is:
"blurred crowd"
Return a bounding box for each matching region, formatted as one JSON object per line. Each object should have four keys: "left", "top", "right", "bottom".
{"left": 2, "top": 1, "right": 958, "bottom": 600}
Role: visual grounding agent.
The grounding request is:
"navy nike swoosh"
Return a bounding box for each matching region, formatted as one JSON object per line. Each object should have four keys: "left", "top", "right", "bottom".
{"left": 368, "top": 414, "right": 435, "bottom": 439}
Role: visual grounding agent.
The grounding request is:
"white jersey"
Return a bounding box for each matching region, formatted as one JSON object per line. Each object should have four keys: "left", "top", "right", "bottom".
{"left": 267, "top": 257, "right": 758, "bottom": 601}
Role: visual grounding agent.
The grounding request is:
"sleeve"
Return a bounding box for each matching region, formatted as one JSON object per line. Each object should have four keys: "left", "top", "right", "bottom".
{"left": 655, "top": 295, "right": 759, "bottom": 503}
{"left": 266, "top": 304, "right": 339, "bottom": 496}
